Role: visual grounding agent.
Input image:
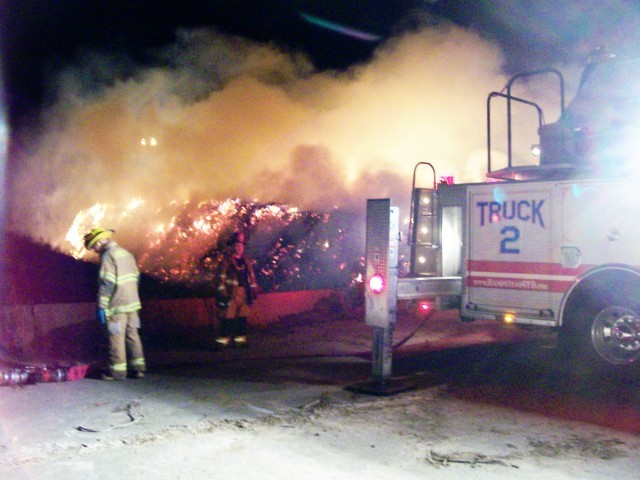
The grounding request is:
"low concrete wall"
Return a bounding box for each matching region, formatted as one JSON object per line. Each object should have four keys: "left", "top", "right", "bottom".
{"left": 0, "top": 289, "right": 338, "bottom": 356}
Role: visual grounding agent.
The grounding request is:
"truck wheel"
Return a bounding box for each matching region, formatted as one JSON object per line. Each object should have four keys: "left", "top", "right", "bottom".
{"left": 561, "top": 269, "right": 640, "bottom": 369}
{"left": 564, "top": 302, "right": 640, "bottom": 368}
{"left": 589, "top": 305, "right": 640, "bottom": 365}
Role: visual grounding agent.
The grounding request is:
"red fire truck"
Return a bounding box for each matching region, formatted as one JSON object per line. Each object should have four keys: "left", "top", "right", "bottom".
{"left": 392, "top": 52, "right": 640, "bottom": 369}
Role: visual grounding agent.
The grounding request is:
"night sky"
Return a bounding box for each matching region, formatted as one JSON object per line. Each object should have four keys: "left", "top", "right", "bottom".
{"left": 5, "top": 0, "right": 633, "bottom": 129}
{"left": 2, "top": 1, "right": 424, "bottom": 126}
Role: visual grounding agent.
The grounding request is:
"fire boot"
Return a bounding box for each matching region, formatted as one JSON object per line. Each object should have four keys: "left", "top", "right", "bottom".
{"left": 233, "top": 317, "right": 249, "bottom": 348}
{"left": 233, "top": 335, "right": 249, "bottom": 348}
{"left": 215, "top": 336, "right": 232, "bottom": 350}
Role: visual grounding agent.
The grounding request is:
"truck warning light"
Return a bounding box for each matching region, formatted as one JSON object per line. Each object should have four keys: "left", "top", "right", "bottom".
{"left": 368, "top": 274, "right": 385, "bottom": 294}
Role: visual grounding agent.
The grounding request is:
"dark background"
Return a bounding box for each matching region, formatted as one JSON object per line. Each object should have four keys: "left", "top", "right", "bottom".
{"left": 2, "top": 0, "right": 620, "bottom": 130}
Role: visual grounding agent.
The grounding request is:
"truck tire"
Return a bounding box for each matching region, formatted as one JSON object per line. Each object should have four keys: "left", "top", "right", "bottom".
{"left": 560, "top": 268, "right": 640, "bottom": 369}
{"left": 564, "top": 300, "right": 640, "bottom": 368}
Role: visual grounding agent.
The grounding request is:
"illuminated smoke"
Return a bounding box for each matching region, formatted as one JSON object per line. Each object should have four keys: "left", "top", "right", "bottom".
{"left": 9, "top": 19, "right": 586, "bottom": 291}
{"left": 8, "top": 22, "right": 511, "bottom": 246}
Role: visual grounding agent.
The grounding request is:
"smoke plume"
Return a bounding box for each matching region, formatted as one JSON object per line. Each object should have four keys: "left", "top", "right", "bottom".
{"left": 9, "top": 21, "right": 510, "bottom": 256}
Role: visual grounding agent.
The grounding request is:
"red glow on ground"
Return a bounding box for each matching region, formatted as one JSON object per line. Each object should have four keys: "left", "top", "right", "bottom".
{"left": 449, "top": 384, "right": 640, "bottom": 434}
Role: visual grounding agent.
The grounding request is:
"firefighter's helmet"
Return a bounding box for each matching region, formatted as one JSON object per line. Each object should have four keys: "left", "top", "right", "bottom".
{"left": 228, "top": 231, "right": 246, "bottom": 245}
{"left": 83, "top": 227, "right": 114, "bottom": 249}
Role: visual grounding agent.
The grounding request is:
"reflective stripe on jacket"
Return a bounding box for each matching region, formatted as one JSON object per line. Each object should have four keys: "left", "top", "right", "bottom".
{"left": 218, "top": 255, "right": 257, "bottom": 292}
{"left": 98, "top": 241, "right": 142, "bottom": 316}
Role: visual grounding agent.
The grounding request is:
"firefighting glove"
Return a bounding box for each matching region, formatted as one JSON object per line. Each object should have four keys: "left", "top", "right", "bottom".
{"left": 96, "top": 308, "right": 107, "bottom": 325}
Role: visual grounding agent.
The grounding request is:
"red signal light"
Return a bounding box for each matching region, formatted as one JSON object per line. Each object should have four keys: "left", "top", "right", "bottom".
{"left": 417, "top": 301, "right": 431, "bottom": 315}
{"left": 368, "top": 274, "right": 385, "bottom": 294}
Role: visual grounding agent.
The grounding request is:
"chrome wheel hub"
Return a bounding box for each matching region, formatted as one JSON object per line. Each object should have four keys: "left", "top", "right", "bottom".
{"left": 591, "top": 306, "right": 640, "bottom": 365}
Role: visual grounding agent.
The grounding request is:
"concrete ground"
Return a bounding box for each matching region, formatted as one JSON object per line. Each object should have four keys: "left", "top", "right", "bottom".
{"left": 0, "top": 308, "right": 515, "bottom": 460}
{"left": 2, "top": 307, "right": 638, "bottom": 479}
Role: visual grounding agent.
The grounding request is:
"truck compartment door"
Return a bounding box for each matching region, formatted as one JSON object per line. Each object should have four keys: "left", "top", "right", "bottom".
{"left": 465, "top": 183, "right": 554, "bottom": 316}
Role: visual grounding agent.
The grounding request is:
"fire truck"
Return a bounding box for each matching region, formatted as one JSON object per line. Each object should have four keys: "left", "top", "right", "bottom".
{"left": 369, "top": 51, "right": 640, "bottom": 370}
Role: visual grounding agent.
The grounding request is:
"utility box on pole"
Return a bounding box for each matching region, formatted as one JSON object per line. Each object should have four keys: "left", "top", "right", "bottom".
{"left": 365, "top": 198, "right": 399, "bottom": 328}
{"left": 349, "top": 199, "right": 414, "bottom": 396}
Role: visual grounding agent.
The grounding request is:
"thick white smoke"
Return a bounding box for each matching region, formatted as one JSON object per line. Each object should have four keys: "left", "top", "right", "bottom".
{"left": 9, "top": 21, "right": 512, "bottom": 253}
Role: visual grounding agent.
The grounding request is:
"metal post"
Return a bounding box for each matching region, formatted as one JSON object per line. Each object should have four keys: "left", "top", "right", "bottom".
{"left": 371, "top": 324, "right": 394, "bottom": 385}
{"left": 348, "top": 200, "right": 415, "bottom": 396}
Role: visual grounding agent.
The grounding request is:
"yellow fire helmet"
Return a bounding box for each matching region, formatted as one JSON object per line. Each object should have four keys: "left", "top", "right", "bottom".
{"left": 83, "top": 227, "right": 115, "bottom": 249}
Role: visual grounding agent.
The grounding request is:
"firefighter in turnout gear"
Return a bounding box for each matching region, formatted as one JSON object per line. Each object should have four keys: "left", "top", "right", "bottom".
{"left": 215, "top": 231, "right": 258, "bottom": 349}
{"left": 83, "top": 227, "right": 146, "bottom": 380}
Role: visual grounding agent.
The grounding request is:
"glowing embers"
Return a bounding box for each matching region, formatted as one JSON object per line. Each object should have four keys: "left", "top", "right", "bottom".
{"left": 65, "top": 199, "right": 363, "bottom": 294}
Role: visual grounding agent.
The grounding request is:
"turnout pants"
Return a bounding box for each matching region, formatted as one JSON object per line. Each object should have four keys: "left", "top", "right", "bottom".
{"left": 106, "top": 311, "right": 146, "bottom": 379}
{"left": 217, "top": 287, "right": 250, "bottom": 345}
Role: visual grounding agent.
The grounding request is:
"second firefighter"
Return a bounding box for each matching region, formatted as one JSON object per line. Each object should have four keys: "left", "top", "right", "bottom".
{"left": 215, "top": 231, "right": 258, "bottom": 348}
